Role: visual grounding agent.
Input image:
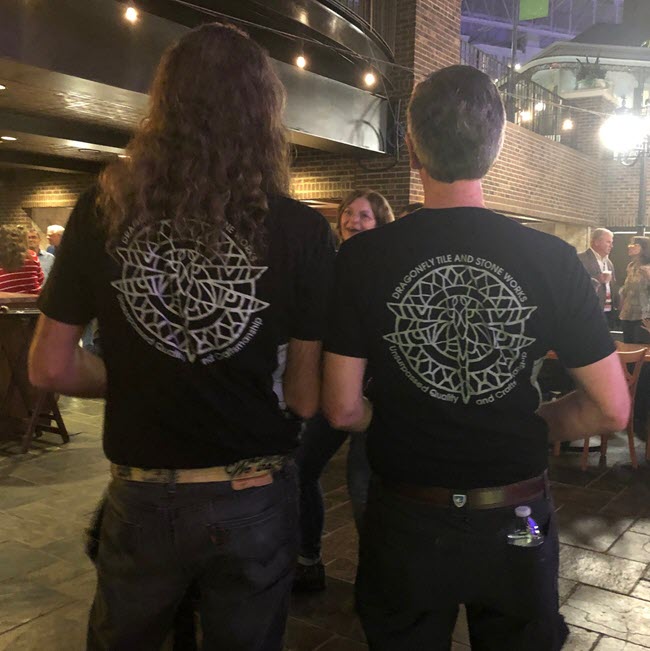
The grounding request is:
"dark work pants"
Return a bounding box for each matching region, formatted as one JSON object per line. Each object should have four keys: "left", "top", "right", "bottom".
{"left": 87, "top": 464, "right": 299, "bottom": 651}
{"left": 356, "top": 479, "right": 568, "bottom": 651}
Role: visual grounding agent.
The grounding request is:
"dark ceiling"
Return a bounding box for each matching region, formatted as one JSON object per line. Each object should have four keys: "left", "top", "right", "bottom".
{"left": 0, "top": 0, "right": 394, "bottom": 174}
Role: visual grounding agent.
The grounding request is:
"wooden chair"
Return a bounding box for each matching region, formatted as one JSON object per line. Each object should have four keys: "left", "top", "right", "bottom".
{"left": 581, "top": 345, "right": 647, "bottom": 471}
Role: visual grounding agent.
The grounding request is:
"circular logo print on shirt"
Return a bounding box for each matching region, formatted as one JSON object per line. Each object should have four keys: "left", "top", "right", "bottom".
{"left": 384, "top": 258, "right": 537, "bottom": 405}
{"left": 112, "top": 220, "right": 268, "bottom": 363}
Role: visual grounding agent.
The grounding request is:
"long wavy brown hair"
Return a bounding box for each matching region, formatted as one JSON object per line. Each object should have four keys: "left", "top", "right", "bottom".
{"left": 0, "top": 225, "right": 29, "bottom": 272}
{"left": 98, "top": 22, "right": 290, "bottom": 255}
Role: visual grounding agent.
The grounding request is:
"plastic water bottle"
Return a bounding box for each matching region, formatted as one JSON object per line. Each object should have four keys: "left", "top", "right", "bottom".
{"left": 506, "top": 505, "right": 544, "bottom": 547}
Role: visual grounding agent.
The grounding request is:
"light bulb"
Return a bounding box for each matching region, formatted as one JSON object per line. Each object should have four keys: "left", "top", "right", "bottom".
{"left": 600, "top": 113, "right": 647, "bottom": 153}
{"left": 562, "top": 118, "right": 574, "bottom": 131}
{"left": 295, "top": 55, "right": 307, "bottom": 69}
{"left": 125, "top": 6, "right": 138, "bottom": 23}
{"left": 364, "top": 72, "right": 376, "bottom": 87}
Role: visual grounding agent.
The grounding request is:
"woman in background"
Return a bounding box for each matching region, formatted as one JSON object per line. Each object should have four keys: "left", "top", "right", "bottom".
{"left": 619, "top": 236, "right": 650, "bottom": 344}
{"left": 0, "top": 225, "right": 44, "bottom": 294}
{"left": 294, "top": 188, "right": 393, "bottom": 592}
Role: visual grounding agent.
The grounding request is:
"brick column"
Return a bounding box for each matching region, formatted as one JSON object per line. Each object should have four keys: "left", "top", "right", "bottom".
{"left": 564, "top": 90, "right": 617, "bottom": 160}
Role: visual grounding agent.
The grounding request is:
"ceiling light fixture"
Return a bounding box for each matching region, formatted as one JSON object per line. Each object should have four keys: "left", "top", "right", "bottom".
{"left": 562, "top": 118, "right": 574, "bottom": 131}
{"left": 1, "top": 136, "right": 17, "bottom": 141}
{"left": 295, "top": 55, "right": 307, "bottom": 69}
{"left": 363, "top": 71, "right": 377, "bottom": 88}
{"left": 78, "top": 148, "right": 101, "bottom": 154}
{"left": 125, "top": 5, "right": 139, "bottom": 23}
{"left": 117, "top": 153, "right": 129, "bottom": 159}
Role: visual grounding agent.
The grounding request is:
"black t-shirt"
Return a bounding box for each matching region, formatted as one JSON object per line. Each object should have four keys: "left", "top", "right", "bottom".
{"left": 39, "top": 187, "right": 336, "bottom": 468}
{"left": 325, "top": 208, "right": 615, "bottom": 488}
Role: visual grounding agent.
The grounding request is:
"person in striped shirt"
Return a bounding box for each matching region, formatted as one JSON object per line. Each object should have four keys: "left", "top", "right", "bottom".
{"left": 0, "top": 225, "right": 44, "bottom": 294}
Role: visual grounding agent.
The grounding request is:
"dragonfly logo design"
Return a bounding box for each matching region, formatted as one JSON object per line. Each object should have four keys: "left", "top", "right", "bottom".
{"left": 384, "top": 262, "right": 536, "bottom": 404}
{"left": 112, "top": 220, "right": 268, "bottom": 363}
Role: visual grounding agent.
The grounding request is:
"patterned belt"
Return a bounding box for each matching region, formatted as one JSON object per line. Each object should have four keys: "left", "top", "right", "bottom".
{"left": 110, "top": 455, "right": 288, "bottom": 485}
{"left": 382, "top": 471, "right": 548, "bottom": 510}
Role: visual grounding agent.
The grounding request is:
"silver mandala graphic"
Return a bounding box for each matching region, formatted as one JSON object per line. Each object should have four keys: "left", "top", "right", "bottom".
{"left": 384, "top": 264, "right": 536, "bottom": 403}
{"left": 112, "top": 220, "right": 268, "bottom": 362}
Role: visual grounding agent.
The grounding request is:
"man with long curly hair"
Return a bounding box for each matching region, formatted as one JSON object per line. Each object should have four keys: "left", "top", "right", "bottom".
{"left": 29, "top": 23, "right": 335, "bottom": 650}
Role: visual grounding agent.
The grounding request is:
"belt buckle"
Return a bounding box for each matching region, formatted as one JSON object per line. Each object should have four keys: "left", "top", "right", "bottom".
{"left": 452, "top": 493, "right": 467, "bottom": 508}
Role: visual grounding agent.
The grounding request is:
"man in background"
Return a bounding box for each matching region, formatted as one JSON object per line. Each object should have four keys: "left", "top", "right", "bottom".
{"left": 46, "top": 224, "right": 65, "bottom": 256}
{"left": 27, "top": 228, "right": 55, "bottom": 281}
{"left": 578, "top": 228, "right": 618, "bottom": 329}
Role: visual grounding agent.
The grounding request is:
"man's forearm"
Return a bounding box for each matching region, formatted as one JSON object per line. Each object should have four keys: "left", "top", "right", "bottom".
{"left": 31, "top": 346, "right": 107, "bottom": 398}
{"left": 538, "top": 390, "right": 624, "bottom": 442}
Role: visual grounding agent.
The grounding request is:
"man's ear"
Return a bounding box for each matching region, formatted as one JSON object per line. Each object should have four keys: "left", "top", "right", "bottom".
{"left": 405, "top": 133, "right": 422, "bottom": 170}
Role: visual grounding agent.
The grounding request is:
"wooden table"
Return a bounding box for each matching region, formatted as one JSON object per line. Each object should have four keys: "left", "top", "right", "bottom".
{"left": 0, "top": 293, "right": 69, "bottom": 452}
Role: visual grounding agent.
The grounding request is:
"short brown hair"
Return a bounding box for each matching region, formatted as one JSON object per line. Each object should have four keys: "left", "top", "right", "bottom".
{"left": 408, "top": 65, "right": 505, "bottom": 183}
{"left": 336, "top": 189, "right": 394, "bottom": 238}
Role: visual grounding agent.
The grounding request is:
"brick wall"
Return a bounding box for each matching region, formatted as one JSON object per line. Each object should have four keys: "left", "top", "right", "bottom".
{"left": 601, "top": 156, "right": 650, "bottom": 230}
{"left": 0, "top": 169, "right": 93, "bottom": 227}
{"left": 485, "top": 123, "right": 600, "bottom": 226}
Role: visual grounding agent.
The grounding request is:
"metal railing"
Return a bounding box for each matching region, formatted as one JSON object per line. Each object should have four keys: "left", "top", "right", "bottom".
{"left": 332, "top": 0, "right": 397, "bottom": 53}
{"left": 460, "top": 41, "right": 510, "bottom": 83}
{"left": 461, "top": 41, "right": 577, "bottom": 149}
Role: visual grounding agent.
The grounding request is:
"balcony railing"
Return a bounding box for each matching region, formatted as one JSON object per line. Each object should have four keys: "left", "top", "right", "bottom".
{"left": 461, "top": 41, "right": 577, "bottom": 149}
{"left": 331, "top": 0, "right": 397, "bottom": 53}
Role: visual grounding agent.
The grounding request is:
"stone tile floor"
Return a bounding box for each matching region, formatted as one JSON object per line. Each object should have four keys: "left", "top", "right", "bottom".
{"left": 0, "top": 397, "right": 649, "bottom": 650}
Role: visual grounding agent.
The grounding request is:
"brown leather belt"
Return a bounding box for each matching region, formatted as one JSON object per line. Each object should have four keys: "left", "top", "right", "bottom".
{"left": 383, "top": 471, "right": 548, "bottom": 510}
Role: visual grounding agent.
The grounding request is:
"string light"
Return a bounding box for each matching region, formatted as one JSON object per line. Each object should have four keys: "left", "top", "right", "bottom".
{"left": 125, "top": 5, "right": 139, "bottom": 23}
{"left": 295, "top": 55, "right": 307, "bottom": 69}
{"left": 363, "top": 71, "right": 377, "bottom": 87}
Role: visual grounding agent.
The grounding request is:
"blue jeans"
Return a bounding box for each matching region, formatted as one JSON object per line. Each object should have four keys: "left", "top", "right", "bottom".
{"left": 295, "top": 414, "right": 371, "bottom": 560}
{"left": 357, "top": 478, "right": 568, "bottom": 650}
{"left": 87, "top": 464, "right": 299, "bottom": 650}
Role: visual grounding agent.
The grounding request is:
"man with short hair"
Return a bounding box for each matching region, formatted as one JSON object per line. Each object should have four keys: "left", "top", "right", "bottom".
{"left": 578, "top": 228, "right": 618, "bottom": 329}
{"left": 27, "top": 228, "right": 55, "bottom": 280}
{"left": 46, "top": 224, "right": 64, "bottom": 255}
{"left": 323, "top": 65, "right": 629, "bottom": 650}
